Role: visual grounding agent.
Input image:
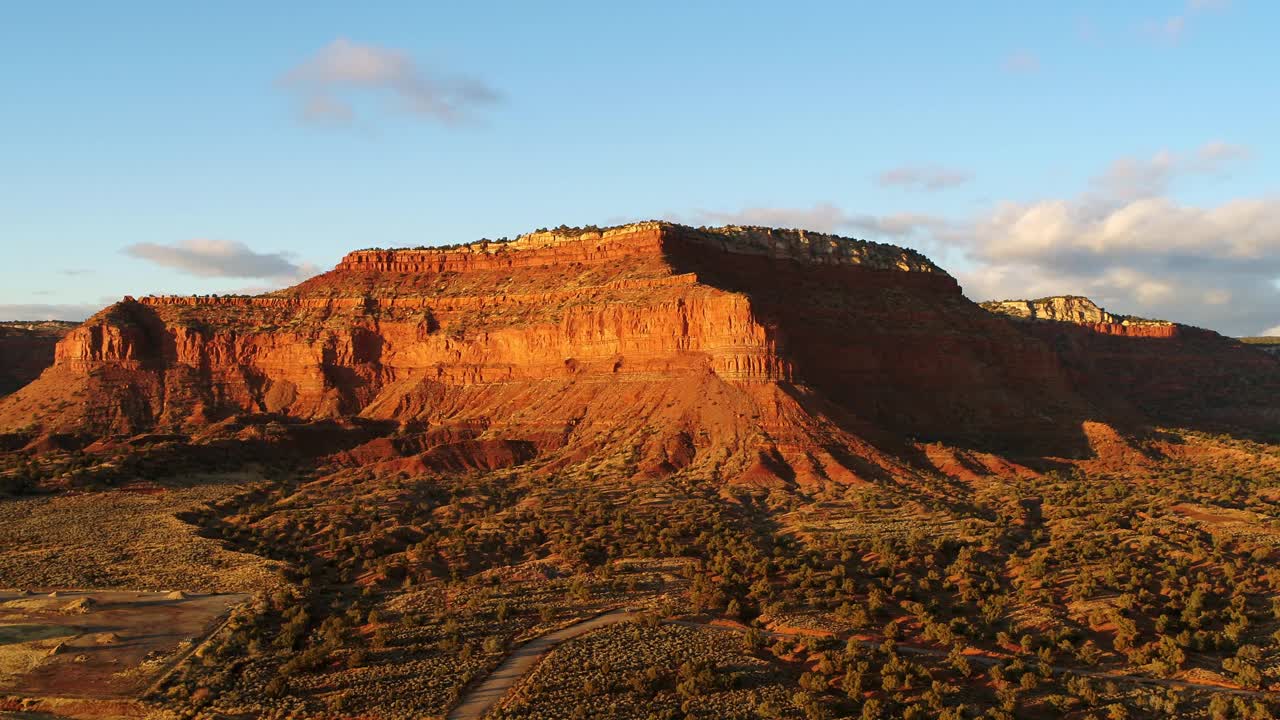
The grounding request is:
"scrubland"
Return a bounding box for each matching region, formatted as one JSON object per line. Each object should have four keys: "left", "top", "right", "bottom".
{"left": 2, "top": 428, "right": 1280, "bottom": 719}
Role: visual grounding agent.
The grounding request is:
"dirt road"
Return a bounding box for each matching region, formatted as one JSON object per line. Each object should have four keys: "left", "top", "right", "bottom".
{"left": 450, "top": 611, "right": 1274, "bottom": 720}
{"left": 446, "top": 610, "right": 640, "bottom": 720}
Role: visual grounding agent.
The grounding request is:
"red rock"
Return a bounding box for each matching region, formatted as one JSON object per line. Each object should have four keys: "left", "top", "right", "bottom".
{"left": 0, "top": 321, "right": 77, "bottom": 396}
{"left": 2, "top": 223, "right": 1277, "bottom": 484}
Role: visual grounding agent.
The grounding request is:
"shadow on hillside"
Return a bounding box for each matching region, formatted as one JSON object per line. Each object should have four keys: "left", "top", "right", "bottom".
{"left": 660, "top": 230, "right": 1280, "bottom": 461}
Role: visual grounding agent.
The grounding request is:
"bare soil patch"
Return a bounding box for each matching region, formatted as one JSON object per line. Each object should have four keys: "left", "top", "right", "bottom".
{"left": 0, "top": 590, "right": 246, "bottom": 699}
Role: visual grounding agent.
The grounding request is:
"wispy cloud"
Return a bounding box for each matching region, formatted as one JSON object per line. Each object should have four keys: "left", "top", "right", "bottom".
{"left": 1195, "top": 139, "right": 1252, "bottom": 168}
{"left": 1144, "top": 0, "right": 1230, "bottom": 43}
{"left": 685, "top": 203, "right": 952, "bottom": 241}
{"left": 689, "top": 203, "right": 850, "bottom": 233}
{"left": 877, "top": 165, "right": 973, "bottom": 191}
{"left": 1087, "top": 140, "right": 1250, "bottom": 203}
{"left": 279, "top": 38, "right": 499, "bottom": 126}
{"left": 0, "top": 303, "right": 100, "bottom": 322}
{"left": 123, "top": 239, "right": 317, "bottom": 282}
{"left": 1002, "top": 50, "right": 1041, "bottom": 74}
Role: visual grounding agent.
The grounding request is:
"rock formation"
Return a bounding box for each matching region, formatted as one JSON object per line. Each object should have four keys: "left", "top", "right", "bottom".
{"left": 0, "top": 321, "right": 78, "bottom": 396}
{"left": 981, "top": 296, "right": 1176, "bottom": 337}
{"left": 2, "top": 223, "right": 1277, "bottom": 485}
{"left": 982, "top": 296, "right": 1123, "bottom": 325}
{"left": 983, "top": 295, "right": 1279, "bottom": 430}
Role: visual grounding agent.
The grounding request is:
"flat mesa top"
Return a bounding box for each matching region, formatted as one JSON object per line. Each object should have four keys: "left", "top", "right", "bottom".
{"left": 342, "top": 221, "right": 945, "bottom": 274}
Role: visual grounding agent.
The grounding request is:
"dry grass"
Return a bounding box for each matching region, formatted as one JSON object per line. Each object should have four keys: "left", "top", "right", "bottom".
{"left": 0, "top": 473, "right": 280, "bottom": 593}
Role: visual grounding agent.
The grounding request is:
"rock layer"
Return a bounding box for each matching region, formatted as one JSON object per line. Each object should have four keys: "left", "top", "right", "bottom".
{"left": 2, "top": 223, "right": 1277, "bottom": 482}
{"left": 981, "top": 296, "right": 1176, "bottom": 337}
{"left": 0, "top": 321, "right": 78, "bottom": 396}
{"left": 983, "top": 295, "right": 1279, "bottom": 430}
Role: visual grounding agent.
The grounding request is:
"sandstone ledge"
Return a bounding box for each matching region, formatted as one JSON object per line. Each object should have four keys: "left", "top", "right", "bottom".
{"left": 982, "top": 296, "right": 1178, "bottom": 337}
{"left": 337, "top": 222, "right": 944, "bottom": 275}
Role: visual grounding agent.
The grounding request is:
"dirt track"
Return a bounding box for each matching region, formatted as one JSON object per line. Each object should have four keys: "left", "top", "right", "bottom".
{"left": 450, "top": 612, "right": 1276, "bottom": 719}
{"left": 447, "top": 610, "right": 640, "bottom": 720}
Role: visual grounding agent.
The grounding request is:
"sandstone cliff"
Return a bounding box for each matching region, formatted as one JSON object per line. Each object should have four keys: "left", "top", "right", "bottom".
{"left": 983, "top": 296, "right": 1279, "bottom": 430}
{"left": 2, "top": 223, "right": 1277, "bottom": 485}
{"left": 980, "top": 296, "right": 1176, "bottom": 337}
{"left": 0, "top": 321, "right": 78, "bottom": 396}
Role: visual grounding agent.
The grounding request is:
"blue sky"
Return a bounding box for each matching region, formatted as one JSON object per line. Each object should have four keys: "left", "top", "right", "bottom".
{"left": 2, "top": 1, "right": 1278, "bottom": 334}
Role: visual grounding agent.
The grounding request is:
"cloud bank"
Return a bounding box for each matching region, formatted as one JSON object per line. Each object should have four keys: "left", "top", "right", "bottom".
{"left": 686, "top": 142, "right": 1278, "bottom": 336}
{"left": 958, "top": 141, "right": 1275, "bottom": 335}
{"left": 279, "top": 38, "right": 498, "bottom": 126}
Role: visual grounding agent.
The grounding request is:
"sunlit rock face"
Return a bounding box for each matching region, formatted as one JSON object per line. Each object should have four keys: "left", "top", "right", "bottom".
{"left": 2, "top": 223, "right": 1277, "bottom": 479}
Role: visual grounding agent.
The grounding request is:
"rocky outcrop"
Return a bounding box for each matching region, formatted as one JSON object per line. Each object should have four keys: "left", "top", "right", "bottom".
{"left": 336, "top": 223, "right": 943, "bottom": 274}
{"left": 981, "top": 296, "right": 1177, "bottom": 337}
{"left": 0, "top": 321, "right": 78, "bottom": 396}
{"left": 981, "top": 296, "right": 1122, "bottom": 325}
{"left": 983, "top": 296, "right": 1278, "bottom": 431}
{"left": 2, "top": 223, "right": 1277, "bottom": 482}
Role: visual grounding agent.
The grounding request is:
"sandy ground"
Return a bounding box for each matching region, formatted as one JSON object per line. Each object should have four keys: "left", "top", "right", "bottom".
{"left": 0, "top": 590, "right": 246, "bottom": 699}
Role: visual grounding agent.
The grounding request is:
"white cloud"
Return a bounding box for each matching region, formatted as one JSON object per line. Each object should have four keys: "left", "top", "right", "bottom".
{"left": 955, "top": 142, "right": 1278, "bottom": 335}
{"left": 1086, "top": 140, "right": 1248, "bottom": 203}
{"left": 1262, "top": 325, "right": 1280, "bottom": 337}
{"left": 0, "top": 303, "right": 99, "bottom": 322}
{"left": 682, "top": 141, "right": 1277, "bottom": 336}
{"left": 124, "top": 239, "right": 317, "bottom": 282}
{"left": 1002, "top": 51, "right": 1041, "bottom": 74}
{"left": 877, "top": 166, "right": 973, "bottom": 191}
{"left": 1195, "top": 140, "right": 1252, "bottom": 170}
{"left": 279, "top": 38, "right": 498, "bottom": 126}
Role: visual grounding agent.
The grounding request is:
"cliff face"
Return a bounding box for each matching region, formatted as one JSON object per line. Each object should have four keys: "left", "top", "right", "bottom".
{"left": 1242, "top": 338, "right": 1280, "bottom": 358}
{"left": 983, "top": 296, "right": 1121, "bottom": 325}
{"left": 2, "top": 223, "right": 1277, "bottom": 483}
{"left": 0, "top": 321, "right": 78, "bottom": 396}
{"left": 983, "top": 296, "right": 1279, "bottom": 430}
